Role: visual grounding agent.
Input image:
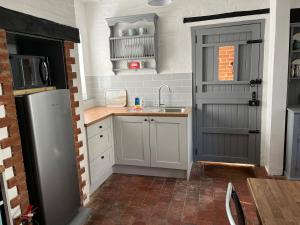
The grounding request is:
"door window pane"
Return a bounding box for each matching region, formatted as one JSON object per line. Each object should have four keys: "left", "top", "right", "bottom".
{"left": 218, "top": 46, "right": 235, "bottom": 81}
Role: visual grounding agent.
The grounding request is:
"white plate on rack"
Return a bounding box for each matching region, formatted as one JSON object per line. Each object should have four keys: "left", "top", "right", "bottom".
{"left": 294, "top": 33, "right": 300, "bottom": 41}
{"left": 292, "top": 59, "right": 300, "bottom": 65}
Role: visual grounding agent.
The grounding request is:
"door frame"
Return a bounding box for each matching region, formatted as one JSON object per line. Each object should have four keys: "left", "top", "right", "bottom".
{"left": 191, "top": 20, "right": 265, "bottom": 165}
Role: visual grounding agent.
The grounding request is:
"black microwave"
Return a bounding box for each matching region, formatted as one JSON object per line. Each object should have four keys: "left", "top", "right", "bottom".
{"left": 9, "top": 54, "right": 51, "bottom": 90}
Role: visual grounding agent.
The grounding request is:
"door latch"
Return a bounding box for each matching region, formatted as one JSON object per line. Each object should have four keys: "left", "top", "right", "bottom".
{"left": 249, "top": 130, "right": 260, "bottom": 134}
{"left": 249, "top": 79, "right": 262, "bottom": 87}
{"left": 249, "top": 91, "right": 260, "bottom": 106}
{"left": 246, "top": 39, "right": 263, "bottom": 44}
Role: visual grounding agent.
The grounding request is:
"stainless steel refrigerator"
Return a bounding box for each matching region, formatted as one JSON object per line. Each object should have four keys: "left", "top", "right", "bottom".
{"left": 16, "top": 89, "right": 90, "bottom": 225}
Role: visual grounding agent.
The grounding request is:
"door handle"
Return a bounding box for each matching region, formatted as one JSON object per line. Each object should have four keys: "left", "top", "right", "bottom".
{"left": 249, "top": 79, "right": 262, "bottom": 87}
{"left": 249, "top": 91, "right": 260, "bottom": 106}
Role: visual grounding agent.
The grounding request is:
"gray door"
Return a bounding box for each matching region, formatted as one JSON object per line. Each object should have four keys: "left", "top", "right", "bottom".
{"left": 192, "top": 22, "right": 264, "bottom": 164}
{"left": 26, "top": 90, "right": 80, "bottom": 225}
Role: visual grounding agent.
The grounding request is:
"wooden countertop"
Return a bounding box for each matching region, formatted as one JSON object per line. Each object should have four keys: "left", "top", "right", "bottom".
{"left": 247, "top": 178, "right": 300, "bottom": 225}
{"left": 84, "top": 107, "right": 192, "bottom": 127}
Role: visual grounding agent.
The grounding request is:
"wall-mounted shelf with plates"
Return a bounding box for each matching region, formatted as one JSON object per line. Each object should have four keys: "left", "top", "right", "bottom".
{"left": 106, "top": 13, "right": 158, "bottom": 74}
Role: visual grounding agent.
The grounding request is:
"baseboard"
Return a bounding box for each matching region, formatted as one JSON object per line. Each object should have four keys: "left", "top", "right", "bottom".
{"left": 89, "top": 167, "right": 113, "bottom": 194}
{"left": 113, "top": 165, "right": 187, "bottom": 179}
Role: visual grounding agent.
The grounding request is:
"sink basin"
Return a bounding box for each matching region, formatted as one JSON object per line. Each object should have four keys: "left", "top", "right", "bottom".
{"left": 160, "top": 107, "right": 186, "bottom": 113}
{"left": 127, "top": 107, "right": 160, "bottom": 113}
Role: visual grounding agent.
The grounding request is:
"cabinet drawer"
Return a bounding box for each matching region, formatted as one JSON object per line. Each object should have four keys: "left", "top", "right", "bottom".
{"left": 90, "top": 149, "right": 113, "bottom": 185}
{"left": 88, "top": 129, "right": 112, "bottom": 160}
{"left": 87, "top": 117, "right": 111, "bottom": 139}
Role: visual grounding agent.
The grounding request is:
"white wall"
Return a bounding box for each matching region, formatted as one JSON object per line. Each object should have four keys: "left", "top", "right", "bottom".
{"left": 262, "top": 0, "right": 290, "bottom": 175}
{"left": 0, "top": 0, "right": 76, "bottom": 27}
{"left": 79, "top": 0, "right": 273, "bottom": 167}
{"left": 0, "top": 0, "right": 90, "bottom": 221}
{"left": 291, "top": 0, "right": 300, "bottom": 8}
{"left": 82, "top": 0, "right": 270, "bottom": 76}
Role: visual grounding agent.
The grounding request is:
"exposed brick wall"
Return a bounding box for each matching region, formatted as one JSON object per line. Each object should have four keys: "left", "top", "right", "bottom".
{"left": 64, "top": 41, "right": 87, "bottom": 205}
{"left": 0, "top": 31, "right": 86, "bottom": 225}
{"left": 218, "top": 46, "right": 235, "bottom": 81}
{"left": 0, "top": 29, "right": 29, "bottom": 225}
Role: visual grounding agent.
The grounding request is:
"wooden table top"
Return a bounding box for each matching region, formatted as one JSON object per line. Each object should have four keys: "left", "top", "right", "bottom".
{"left": 84, "top": 107, "right": 192, "bottom": 127}
{"left": 247, "top": 178, "right": 300, "bottom": 225}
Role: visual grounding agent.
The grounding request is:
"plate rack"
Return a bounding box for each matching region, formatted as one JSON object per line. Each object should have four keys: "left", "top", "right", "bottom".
{"left": 106, "top": 14, "right": 158, "bottom": 74}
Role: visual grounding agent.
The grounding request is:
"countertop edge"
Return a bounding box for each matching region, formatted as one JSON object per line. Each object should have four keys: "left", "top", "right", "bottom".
{"left": 84, "top": 108, "right": 192, "bottom": 127}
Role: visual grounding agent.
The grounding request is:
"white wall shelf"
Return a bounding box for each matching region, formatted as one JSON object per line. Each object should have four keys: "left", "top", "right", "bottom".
{"left": 106, "top": 13, "right": 158, "bottom": 74}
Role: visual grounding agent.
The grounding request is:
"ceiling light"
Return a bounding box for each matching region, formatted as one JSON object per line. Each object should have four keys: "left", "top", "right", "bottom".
{"left": 148, "top": 0, "right": 173, "bottom": 6}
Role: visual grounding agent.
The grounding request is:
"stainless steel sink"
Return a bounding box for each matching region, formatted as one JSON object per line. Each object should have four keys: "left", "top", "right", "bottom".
{"left": 160, "top": 107, "right": 186, "bottom": 113}
{"left": 127, "top": 107, "right": 160, "bottom": 113}
{"left": 127, "top": 107, "right": 186, "bottom": 113}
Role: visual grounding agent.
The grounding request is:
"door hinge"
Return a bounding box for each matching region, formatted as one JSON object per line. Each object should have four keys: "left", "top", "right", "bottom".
{"left": 247, "top": 39, "right": 263, "bottom": 44}
{"left": 195, "top": 35, "right": 198, "bottom": 43}
{"left": 195, "top": 104, "right": 198, "bottom": 111}
{"left": 195, "top": 85, "right": 198, "bottom": 93}
{"left": 249, "top": 130, "right": 260, "bottom": 134}
{"left": 195, "top": 148, "right": 198, "bottom": 155}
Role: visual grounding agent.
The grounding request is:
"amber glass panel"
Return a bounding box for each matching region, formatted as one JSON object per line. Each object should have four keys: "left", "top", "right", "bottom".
{"left": 218, "top": 46, "right": 235, "bottom": 81}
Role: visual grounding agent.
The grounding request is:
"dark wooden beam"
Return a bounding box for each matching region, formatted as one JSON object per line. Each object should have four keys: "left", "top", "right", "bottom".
{"left": 0, "top": 6, "right": 80, "bottom": 43}
{"left": 183, "top": 8, "right": 270, "bottom": 24}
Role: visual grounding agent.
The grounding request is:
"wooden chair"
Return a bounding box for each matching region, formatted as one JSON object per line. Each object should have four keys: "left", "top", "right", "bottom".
{"left": 225, "top": 182, "right": 246, "bottom": 225}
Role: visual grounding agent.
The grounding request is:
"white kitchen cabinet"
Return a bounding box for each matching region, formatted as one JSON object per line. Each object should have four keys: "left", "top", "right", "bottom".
{"left": 149, "top": 117, "right": 187, "bottom": 169}
{"left": 86, "top": 117, "right": 114, "bottom": 194}
{"left": 114, "top": 116, "right": 188, "bottom": 170}
{"left": 114, "top": 116, "right": 150, "bottom": 167}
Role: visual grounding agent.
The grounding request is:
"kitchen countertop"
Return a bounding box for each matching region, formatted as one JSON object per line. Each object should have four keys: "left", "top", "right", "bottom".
{"left": 84, "top": 107, "right": 192, "bottom": 127}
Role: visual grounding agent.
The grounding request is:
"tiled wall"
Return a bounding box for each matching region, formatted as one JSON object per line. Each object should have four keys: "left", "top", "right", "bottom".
{"left": 86, "top": 73, "right": 192, "bottom": 107}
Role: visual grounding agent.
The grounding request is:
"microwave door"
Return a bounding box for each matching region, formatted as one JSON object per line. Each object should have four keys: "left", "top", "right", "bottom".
{"left": 39, "top": 57, "right": 49, "bottom": 85}
{"left": 10, "top": 55, "right": 26, "bottom": 90}
{"left": 21, "top": 57, "right": 33, "bottom": 89}
{"left": 32, "top": 57, "right": 43, "bottom": 87}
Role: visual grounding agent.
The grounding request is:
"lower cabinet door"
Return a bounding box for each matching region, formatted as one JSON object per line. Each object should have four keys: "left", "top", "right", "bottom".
{"left": 114, "top": 116, "right": 150, "bottom": 167}
{"left": 90, "top": 148, "right": 113, "bottom": 185}
{"left": 150, "top": 117, "right": 187, "bottom": 169}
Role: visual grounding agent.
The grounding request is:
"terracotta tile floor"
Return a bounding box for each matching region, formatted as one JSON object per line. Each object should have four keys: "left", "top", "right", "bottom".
{"left": 86, "top": 163, "right": 262, "bottom": 225}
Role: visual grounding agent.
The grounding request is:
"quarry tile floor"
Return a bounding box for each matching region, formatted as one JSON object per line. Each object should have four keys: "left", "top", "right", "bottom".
{"left": 86, "top": 162, "right": 265, "bottom": 225}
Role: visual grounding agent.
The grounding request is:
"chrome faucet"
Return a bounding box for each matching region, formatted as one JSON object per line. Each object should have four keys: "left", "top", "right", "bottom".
{"left": 158, "top": 84, "right": 172, "bottom": 108}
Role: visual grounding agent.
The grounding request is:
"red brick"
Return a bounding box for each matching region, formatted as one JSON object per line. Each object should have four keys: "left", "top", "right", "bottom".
{"left": 77, "top": 154, "right": 84, "bottom": 162}
{"left": 72, "top": 101, "right": 79, "bottom": 108}
{"left": 68, "top": 72, "right": 77, "bottom": 80}
{"left": 66, "top": 57, "right": 76, "bottom": 65}
{"left": 10, "top": 195, "right": 21, "bottom": 209}
{"left": 64, "top": 41, "right": 74, "bottom": 50}
{"left": 3, "top": 150, "right": 22, "bottom": 168}
{"left": 0, "top": 136, "right": 20, "bottom": 149}
{"left": 73, "top": 114, "right": 80, "bottom": 122}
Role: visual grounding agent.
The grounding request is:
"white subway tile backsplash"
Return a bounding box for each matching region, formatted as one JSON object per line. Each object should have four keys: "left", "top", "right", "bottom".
{"left": 85, "top": 73, "right": 192, "bottom": 107}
